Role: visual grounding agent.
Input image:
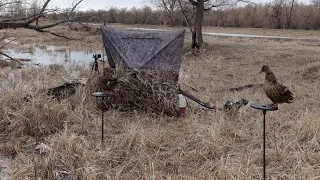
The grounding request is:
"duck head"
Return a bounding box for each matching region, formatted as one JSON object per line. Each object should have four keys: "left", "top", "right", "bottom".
{"left": 259, "top": 65, "right": 272, "bottom": 74}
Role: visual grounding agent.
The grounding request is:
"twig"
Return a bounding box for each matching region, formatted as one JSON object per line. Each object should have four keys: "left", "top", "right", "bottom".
{"left": 38, "top": 29, "right": 72, "bottom": 40}
{"left": 177, "top": 0, "right": 194, "bottom": 34}
{"left": 0, "top": 51, "right": 23, "bottom": 65}
{"left": 229, "top": 84, "right": 263, "bottom": 92}
{"left": 0, "top": 37, "right": 20, "bottom": 49}
{"left": 181, "top": 82, "right": 198, "bottom": 92}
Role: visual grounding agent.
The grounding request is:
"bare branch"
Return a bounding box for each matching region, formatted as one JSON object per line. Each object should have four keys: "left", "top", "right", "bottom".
{"left": 26, "top": 0, "right": 51, "bottom": 24}
{"left": 0, "top": 37, "right": 19, "bottom": 49}
{"left": 67, "top": 0, "right": 84, "bottom": 19}
{"left": 203, "top": 0, "right": 255, "bottom": 11}
{"left": 1, "top": 14, "right": 43, "bottom": 23}
{"left": 37, "top": 29, "right": 72, "bottom": 39}
{"left": 204, "top": 0, "right": 231, "bottom": 10}
{"left": 233, "top": 0, "right": 256, "bottom": 6}
{"left": 0, "top": 51, "right": 23, "bottom": 65}
{"left": 177, "top": 0, "right": 194, "bottom": 33}
{"left": 0, "top": 0, "right": 84, "bottom": 38}
{"left": 188, "top": 0, "right": 198, "bottom": 6}
{"left": 29, "top": 20, "right": 68, "bottom": 30}
{"left": 161, "top": 0, "right": 172, "bottom": 15}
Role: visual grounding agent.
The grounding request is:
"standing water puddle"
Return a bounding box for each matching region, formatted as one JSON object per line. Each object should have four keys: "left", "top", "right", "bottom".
{"left": 4, "top": 44, "right": 102, "bottom": 66}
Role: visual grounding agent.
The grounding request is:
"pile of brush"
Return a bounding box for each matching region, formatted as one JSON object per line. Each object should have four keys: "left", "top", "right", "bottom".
{"left": 91, "top": 68, "right": 180, "bottom": 116}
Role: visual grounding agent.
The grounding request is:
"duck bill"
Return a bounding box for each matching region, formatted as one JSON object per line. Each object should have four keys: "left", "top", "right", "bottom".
{"left": 257, "top": 70, "right": 263, "bottom": 74}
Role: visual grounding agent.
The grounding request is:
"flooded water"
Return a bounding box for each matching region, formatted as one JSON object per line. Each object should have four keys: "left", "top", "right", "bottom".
{"left": 4, "top": 44, "right": 103, "bottom": 66}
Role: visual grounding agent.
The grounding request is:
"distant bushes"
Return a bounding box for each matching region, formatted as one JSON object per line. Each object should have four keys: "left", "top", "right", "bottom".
{"left": 2, "top": 0, "right": 319, "bottom": 30}
{"left": 69, "top": 3, "right": 320, "bottom": 30}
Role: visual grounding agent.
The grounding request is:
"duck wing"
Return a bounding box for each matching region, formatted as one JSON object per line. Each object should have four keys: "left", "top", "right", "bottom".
{"left": 273, "top": 82, "right": 294, "bottom": 103}
{"left": 97, "top": 76, "right": 119, "bottom": 91}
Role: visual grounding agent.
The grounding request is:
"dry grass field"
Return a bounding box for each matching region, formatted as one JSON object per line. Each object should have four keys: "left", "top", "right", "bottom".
{"left": 1, "top": 25, "right": 320, "bottom": 179}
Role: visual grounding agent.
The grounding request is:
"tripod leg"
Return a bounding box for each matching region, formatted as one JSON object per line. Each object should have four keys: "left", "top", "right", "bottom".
{"left": 95, "top": 61, "right": 99, "bottom": 73}
{"left": 90, "top": 62, "right": 94, "bottom": 75}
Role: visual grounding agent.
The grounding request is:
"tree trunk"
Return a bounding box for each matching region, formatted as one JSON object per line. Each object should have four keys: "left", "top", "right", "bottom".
{"left": 193, "top": 0, "right": 204, "bottom": 49}
{"left": 286, "top": 0, "right": 295, "bottom": 29}
{"left": 169, "top": 12, "right": 175, "bottom": 26}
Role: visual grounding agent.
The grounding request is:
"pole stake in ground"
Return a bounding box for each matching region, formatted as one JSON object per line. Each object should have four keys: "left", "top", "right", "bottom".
{"left": 92, "top": 91, "right": 108, "bottom": 143}
{"left": 250, "top": 103, "right": 278, "bottom": 180}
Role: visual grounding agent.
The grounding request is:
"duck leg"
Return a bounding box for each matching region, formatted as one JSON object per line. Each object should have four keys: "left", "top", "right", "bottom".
{"left": 271, "top": 102, "right": 278, "bottom": 107}
{"left": 267, "top": 102, "right": 278, "bottom": 107}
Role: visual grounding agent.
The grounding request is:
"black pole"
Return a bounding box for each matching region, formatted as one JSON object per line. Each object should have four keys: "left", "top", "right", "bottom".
{"left": 263, "top": 109, "right": 266, "bottom": 180}
{"left": 250, "top": 103, "right": 278, "bottom": 180}
{"left": 92, "top": 91, "right": 108, "bottom": 144}
{"left": 101, "top": 96, "right": 104, "bottom": 143}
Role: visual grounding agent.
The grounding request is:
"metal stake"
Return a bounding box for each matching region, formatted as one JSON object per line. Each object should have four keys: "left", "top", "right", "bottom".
{"left": 263, "top": 109, "right": 266, "bottom": 180}
{"left": 251, "top": 103, "right": 278, "bottom": 180}
{"left": 101, "top": 96, "right": 104, "bottom": 142}
{"left": 92, "top": 92, "right": 108, "bottom": 143}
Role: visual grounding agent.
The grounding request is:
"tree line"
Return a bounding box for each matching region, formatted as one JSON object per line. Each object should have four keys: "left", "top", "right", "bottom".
{"left": 74, "top": 1, "right": 320, "bottom": 30}
{"left": 1, "top": 0, "right": 319, "bottom": 51}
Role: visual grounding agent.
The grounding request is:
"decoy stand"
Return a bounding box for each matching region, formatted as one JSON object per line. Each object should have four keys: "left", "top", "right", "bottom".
{"left": 92, "top": 92, "right": 109, "bottom": 143}
{"left": 250, "top": 103, "right": 278, "bottom": 180}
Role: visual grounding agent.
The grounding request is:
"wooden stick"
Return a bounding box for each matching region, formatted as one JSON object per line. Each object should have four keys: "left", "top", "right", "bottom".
{"left": 181, "top": 82, "right": 198, "bottom": 92}
{"left": 229, "top": 84, "right": 263, "bottom": 92}
{"left": 179, "top": 88, "right": 215, "bottom": 109}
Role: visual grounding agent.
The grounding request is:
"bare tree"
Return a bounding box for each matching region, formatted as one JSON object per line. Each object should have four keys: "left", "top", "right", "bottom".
{"left": 244, "top": 4, "right": 259, "bottom": 27}
{"left": 312, "top": 0, "right": 320, "bottom": 6}
{"left": 106, "top": 7, "right": 118, "bottom": 23}
{"left": 29, "top": 0, "right": 41, "bottom": 26}
{"left": 152, "top": 0, "right": 178, "bottom": 26}
{"left": 141, "top": 6, "right": 153, "bottom": 24}
{"left": 270, "top": 0, "right": 284, "bottom": 29}
{"left": 0, "top": 0, "right": 83, "bottom": 60}
{"left": 177, "top": 0, "right": 251, "bottom": 49}
{"left": 118, "top": 8, "right": 128, "bottom": 24}
{"left": 284, "top": 0, "right": 297, "bottom": 28}
{"left": 229, "top": 7, "right": 242, "bottom": 27}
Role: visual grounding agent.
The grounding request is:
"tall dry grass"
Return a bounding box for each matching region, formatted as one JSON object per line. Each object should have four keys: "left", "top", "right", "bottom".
{"left": 1, "top": 29, "right": 320, "bottom": 179}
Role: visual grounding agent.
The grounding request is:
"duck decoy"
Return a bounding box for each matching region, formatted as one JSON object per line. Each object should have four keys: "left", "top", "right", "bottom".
{"left": 259, "top": 65, "right": 294, "bottom": 107}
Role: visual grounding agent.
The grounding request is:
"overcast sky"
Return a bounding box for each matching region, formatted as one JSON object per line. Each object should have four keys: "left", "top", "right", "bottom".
{"left": 50, "top": 0, "right": 311, "bottom": 10}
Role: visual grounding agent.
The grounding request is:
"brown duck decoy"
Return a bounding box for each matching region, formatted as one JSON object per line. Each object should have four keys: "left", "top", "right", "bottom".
{"left": 259, "top": 65, "right": 294, "bottom": 107}
{"left": 96, "top": 68, "right": 120, "bottom": 94}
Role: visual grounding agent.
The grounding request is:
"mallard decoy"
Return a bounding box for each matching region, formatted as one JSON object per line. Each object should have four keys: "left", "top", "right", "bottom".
{"left": 96, "top": 75, "right": 119, "bottom": 92}
{"left": 96, "top": 68, "right": 120, "bottom": 94}
{"left": 259, "top": 65, "right": 294, "bottom": 107}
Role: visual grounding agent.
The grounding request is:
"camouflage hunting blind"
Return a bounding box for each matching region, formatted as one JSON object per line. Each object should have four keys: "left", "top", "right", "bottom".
{"left": 100, "top": 26, "right": 186, "bottom": 116}
{"left": 101, "top": 26, "right": 185, "bottom": 77}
